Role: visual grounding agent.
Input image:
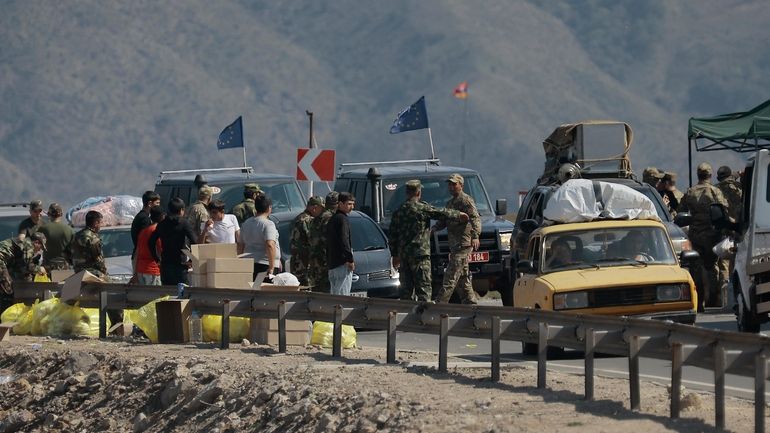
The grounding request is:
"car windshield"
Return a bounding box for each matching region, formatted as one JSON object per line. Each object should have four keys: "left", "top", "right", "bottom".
{"left": 276, "top": 215, "right": 387, "bottom": 254}
{"left": 0, "top": 215, "right": 25, "bottom": 239}
{"left": 382, "top": 175, "right": 492, "bottom": 217}
{"left": 541, "top": 226, "right": 676, "bottom": 273}
{"left": 213, "top": 181, "right": 305, "bottom": 213}
{"left": 99, "top": 227, "right": 133, "bottom": 258}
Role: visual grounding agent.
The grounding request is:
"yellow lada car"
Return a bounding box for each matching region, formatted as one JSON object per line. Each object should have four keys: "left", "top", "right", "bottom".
{"left": 514, "top": 219, "right": 698, "bottom": 324}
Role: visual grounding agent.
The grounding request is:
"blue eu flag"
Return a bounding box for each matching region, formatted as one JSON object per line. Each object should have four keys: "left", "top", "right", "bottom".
{"left": 216, "top": 116, "right": 244, "bottom": 149}
{"left": 390, "top": 96, "right": 429, "bottom": 134}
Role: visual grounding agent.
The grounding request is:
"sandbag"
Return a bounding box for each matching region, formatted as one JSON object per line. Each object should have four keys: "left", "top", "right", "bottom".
{"left": 201, "top": 314, "right": 250, "bottom": 343}
{"left": 125, "top": 296, "right": 170, "bottom": 343}
{"left": 542, "top": 179, "right": 659, "bottom": 223}
{"left": 310, "top": 321, "right": 356, "bottom": 349}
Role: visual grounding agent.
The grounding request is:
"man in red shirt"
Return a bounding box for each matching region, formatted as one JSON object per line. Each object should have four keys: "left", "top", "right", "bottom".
{"left": 134, "top": 206, "right": 164, "bottom": 285}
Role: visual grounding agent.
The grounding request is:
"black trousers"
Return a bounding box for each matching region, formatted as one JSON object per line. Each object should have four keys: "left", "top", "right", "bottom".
{"left": 160, "top": 263, "right": 189, "bottom": 286}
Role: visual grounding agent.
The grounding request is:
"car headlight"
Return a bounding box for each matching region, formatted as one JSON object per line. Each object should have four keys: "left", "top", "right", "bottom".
{"left": 657, "top": 284, "right": 690, "bottom": 301}
{"left": 670, "top": 238, "right": 692, "bottom": 255}
{"left": 499, "top": 232, "right": 512, "bottom": 251}
{"left": 553, "top": 292, "right": 589, "bottom": 310}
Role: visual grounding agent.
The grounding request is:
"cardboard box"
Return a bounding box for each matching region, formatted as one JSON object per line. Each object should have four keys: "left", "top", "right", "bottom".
{"left": 251, "top": 318, "right": 310, "bottom": 345}
{"left": 206, "top": 272, "right": 253, "bottom": 289}
{"left": 259, "top": 330, "right": 310, "bottom": 346}
{"left": 51, "top": 270, "right": 74, "bottom": 282}
{"left": 188, "top": 243, "right": 238, "bottom": 272}
{"left": 189, "top": 272, "right": 206, "bottom": 287}
{"left": 207, "top": 258, "right": 253, "bottom": 274}
{"left": 253, "top": 318, "right": 310, "bottom": 332}
{"left": 155, "top": 299, "right": 192, "bottom": 343}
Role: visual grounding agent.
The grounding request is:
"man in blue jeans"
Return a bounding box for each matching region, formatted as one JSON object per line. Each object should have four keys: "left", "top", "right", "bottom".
{"left": 326, "top": 192, "right": 355, "bottom": 295}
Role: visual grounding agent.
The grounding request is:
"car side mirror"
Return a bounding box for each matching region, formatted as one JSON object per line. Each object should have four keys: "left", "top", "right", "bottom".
{"left": 519, "top": 219, "right": 539, "bottom": 234}
{"left": 516, "top": 260, "right": 536, "bottom": 274}
{"left": 679, "top": 250, "right": 699, "bottom": 265}
{"left": 673, "top": 212, "right": 692, "bottom": 227}
{"left": 495, "top": 199, "right": 507, "bottom": 216}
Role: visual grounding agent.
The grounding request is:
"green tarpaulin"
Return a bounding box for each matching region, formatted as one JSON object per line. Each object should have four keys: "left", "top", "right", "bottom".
{"left": 689, "top": 99, "right": 770, "bottom": 152}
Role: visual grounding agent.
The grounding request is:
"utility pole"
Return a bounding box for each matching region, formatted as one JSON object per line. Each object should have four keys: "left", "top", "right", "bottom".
{"left": 306, "top": 110, "right": 314, "bottom": 196}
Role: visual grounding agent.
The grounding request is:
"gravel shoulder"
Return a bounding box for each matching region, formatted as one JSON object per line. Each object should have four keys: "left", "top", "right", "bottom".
{"left": 0, "top": 335, "right": 759, "bottom": 432}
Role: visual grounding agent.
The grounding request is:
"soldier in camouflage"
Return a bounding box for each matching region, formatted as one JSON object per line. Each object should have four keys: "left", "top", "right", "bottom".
{"left": 0, "top": 232, "right": 46, "bottom": 313}
{"left": 642, "top": 167, "right": 663, "bottom": 188}
{"left": 716, "top": 165, "right": 743, "bottom": 294}
{"left": 389, "top": 180, "right": 467, "bottom": 302}
{"left": 290, "top": 196, "right": 324, "bottom": 286}
{"left": 657, "top": 172, "right": 684, "bottom": 217}
{"left": 307, "top": 192, "right": 339, "bottom": 293}
{"left": 231, "top": 183, "right": 261, "bottom": 225}
{"left": 39, "top": 203, "right": 74, "bottom": 272}
{"left": 678, "top": 163, "right": 728, "bottom": 310}
{"left": 71, "top": 211, "right": 107, "bottom": 278}
{"left": 17, "top": 199, "right": 45, "bottom": 239}
{"left": 186, "top": 185, "right": 212, "bottom": 236}
{"left": 433, "top": 174, "right": 482, "bottom": 304}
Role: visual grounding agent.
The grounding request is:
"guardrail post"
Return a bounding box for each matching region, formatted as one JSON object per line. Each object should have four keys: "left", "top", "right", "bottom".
{"left": 584, "top": 328, "right": 595, "bottom": 400}
{"left": 670, "top": 343, "right": 682, "bottom": 419}
{"left": 491, "top": 316, "right": 500, "bottom": 382}
{"left": 387, "top": 311, "right": 397, "bottom": 364}
{"left": 221, "top": 300, "right": 232, "bottom": 350}
{"left": 537, "top": 322, "right": 547, "bottom": 389}
{"left": 713, "top": 342, "right": 725, "bottom": 430}
{"left": 332, "top": 305, "right": 343, "bottom": 358}
{"left": 755, "top": 350, "right": 766, "bottom": 433}
{"left": 439, "top": 314, "right": 449, "bottom": 373}
{"left": 628, "top": 335, "right": 641, "bottom": 411}
{"left": 98, "top": 290, "right": 107, "bottom": 339}
{"left": 277, "top": 301, "right": 287, "bottom": 354}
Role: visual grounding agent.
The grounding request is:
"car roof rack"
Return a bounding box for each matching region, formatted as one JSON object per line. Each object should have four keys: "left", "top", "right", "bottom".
{"left": 157, "top": 167, "right": 254, "bottom": 182}
{"left": 0, "top": 202, "right": 29, "bottom": 208}
{"left": 338, "top": 159, "right": 440, "bottom": 173}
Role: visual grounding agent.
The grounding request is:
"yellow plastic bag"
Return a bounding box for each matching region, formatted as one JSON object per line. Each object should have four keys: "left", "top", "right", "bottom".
{"left": 82, "top": 308, "right": 108, "bottom": 337}
{"left": 34, "top": 273, "right": 51, "bottom": 283}
{"left": 7, "top": 300, "right": 36, "bottom": 335}
{"left": 30, "top": 298, "right": 59, "bottom": 336}
{"left": 311, "top": 321, "right": 357, "bottom": 349}
{"left": 43, "top": 301, "right": 92, "bottom": 336}
{"left": 201, "top": 314, "right": 251, "bottom": 343}
{"left": 124, "top": 296, "right": 169, "bottom": 343}
{"left": 1, "top": 302, "right": 30, "bottom": 324}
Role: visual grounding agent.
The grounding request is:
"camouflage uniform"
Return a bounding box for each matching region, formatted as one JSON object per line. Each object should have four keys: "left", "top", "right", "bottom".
{"left": 434, "top": 184, "right": 481, "bottom": 304}
{"left": 642, "top": 167, "right": 663, "bottom": 188}
{"left": 231, "top": 183, "right": 261, "bottom": 225}
{"left": 716, "top": 174, "right": 743, "bottom": 293}
{"left": 0, "top": 236, "right": 45, "bottom": 313}
{"left": 389, "top": 184, "right": 463, "bottom": 302}
{"left": 307, "top": 192, "right": 339, "bottom": 293}
{"left": 290, "top": 210, "right": 315, "bottom": 285}
{"left": 678, "top": 165, "right": 728, "bottom": 309}
{"left": 187, "top": 201, "right": 209, "bottom": 236}
{"left": 71, "top": 227, "right": 107, "bottom": 278}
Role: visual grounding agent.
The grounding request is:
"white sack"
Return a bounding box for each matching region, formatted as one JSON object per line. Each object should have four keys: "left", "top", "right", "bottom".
{"left": 542, "top": 179, "right": 660, "bottom": 223}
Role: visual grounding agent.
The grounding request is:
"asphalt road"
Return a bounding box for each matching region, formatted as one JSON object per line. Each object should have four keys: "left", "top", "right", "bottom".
{"left": 356, "top": 307, "right": 770, "bottom": 400}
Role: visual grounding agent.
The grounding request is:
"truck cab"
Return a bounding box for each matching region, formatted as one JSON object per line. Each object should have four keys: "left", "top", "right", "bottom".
{"left": 334, "top": 160, "right": 514, "bottom": 297}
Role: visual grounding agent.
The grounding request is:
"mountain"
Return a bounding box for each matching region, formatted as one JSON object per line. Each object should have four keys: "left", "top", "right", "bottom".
{"left": 1, "top": 0, "right": 767, "bottom": 208}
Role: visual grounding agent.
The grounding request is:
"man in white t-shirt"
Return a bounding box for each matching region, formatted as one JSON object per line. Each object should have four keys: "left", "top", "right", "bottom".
{"left": 237, "top": 195, "right": 281, "bottom": 282}
{"left": 199, "top": 199, "right": 240, "bottom": 244}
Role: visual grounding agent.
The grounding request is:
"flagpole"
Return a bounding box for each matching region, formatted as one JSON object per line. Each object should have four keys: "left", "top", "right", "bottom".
{"left": 461, "top": 97, "right": 467, "bottom": 165}
{"left": 242, "top": 146, "right": 247, "bottom": 168}
{"left": 427, "top": 128, "right": 436, "bottom": 160}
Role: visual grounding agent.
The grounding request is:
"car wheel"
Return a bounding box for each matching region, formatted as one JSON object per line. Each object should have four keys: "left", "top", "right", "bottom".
{"left": 736, "top": 291, "right": 761, "bottom": 333}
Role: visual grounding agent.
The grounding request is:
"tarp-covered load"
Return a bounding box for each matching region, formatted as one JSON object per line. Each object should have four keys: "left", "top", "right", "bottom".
{"left": 67, "top": 195, "right": 142, "bottom": 227}
{"left": 543, "top": 179, "right": 660, "bottom": 223}
{"left": 539, "top": 121, "right": 633, "bottom": 185}
{"left": 688, "top": 99, "right": 770, "bottom": 152}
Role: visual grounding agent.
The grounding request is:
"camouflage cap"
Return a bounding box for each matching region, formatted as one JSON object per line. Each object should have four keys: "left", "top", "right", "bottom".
{"left": 48, "top": 202, "right": 63, "bottom": 216}
{"left": 30, "top": 231, "right": 46, "bottom": 250}
{"left": 198, "top": 185, "right": 213, "bottom": 198}
{"left": 661, "top": 172, "right": 677, "bottom": 183}
{"left": 717, "top": 165, "right": 732, "bottom": 181}
{"left": 29, "top": 200, "right": 43, "bottom": 211}
{"left": 405, "top": 180, "right": 422, "bottom": 192}
{"left": 642, "top": 167, "right": 663, "bottom": 180}
{"left": 446, "top": 173, "right": 464, "bottom": 184}
{"left": 325, "top": 191, "right": 339, "bottom": 208}
{"left": 243, "top": 183, "right": 261, "bottom": 193}
{"left": 697, "top": 162, "right": 713, "bottom": 176}
{"left": 307, "top": 196, "right": 324, "bottom": 207}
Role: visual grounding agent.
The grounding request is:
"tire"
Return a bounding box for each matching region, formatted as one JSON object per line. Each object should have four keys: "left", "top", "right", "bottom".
{"left": 736, "top": 291, "right": 761, "bottom": 333}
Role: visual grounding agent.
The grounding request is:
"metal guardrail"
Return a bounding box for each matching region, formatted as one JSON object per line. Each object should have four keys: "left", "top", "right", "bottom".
{"left": 12, "top": 281, "right": 770, "bottom": 433}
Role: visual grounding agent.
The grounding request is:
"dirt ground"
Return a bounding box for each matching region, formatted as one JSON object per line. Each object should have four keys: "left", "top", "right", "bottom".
{"left": 0, "top": 335, "right": 761, "bottom": 433}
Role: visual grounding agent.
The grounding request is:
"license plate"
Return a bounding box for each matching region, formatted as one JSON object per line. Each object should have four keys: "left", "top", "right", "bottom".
{"left": 350, "top": 291, "right": 368, "bottom": 298}
{"left": 468, "top": 251, "right": 489, "bottom": 263}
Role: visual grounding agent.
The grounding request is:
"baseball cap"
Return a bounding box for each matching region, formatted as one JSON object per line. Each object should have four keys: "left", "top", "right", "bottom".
{"left": 697, "top": 163, "right": 713, "bottom": 176}
{"left": 307, "top": 196, "right": 324, "bottom": 207}
{"left": 642, "top": 167, "right": 663, "bottom": 179}
{"left": 29, "top": 200, "right": 43, "bottom": 211}
{"left": 30, "top": 231, "right": 47, "bottom": 250}
{"left": 325, "top": 191, "right": 339, "bottom": 208}
{"left": 405, "top": 180, "right": 422, "bottom": 191}
{"left": 717, "top": 166, "right": 732, "bottom": 181}
{"left": 446, "top": 173, "right": 465, "bottom": 184}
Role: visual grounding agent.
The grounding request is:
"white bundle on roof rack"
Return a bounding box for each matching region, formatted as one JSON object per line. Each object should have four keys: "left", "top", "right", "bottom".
{"left": 67, "top": 195, "right": 142, "bottom": 227}
{"left": 543, "top": 179, "right": 659, "bottom": 223}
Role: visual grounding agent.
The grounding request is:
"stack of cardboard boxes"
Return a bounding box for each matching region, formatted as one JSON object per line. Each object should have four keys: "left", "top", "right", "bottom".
{"left": 188, "top": 244, "right": 253, "bottom": 289}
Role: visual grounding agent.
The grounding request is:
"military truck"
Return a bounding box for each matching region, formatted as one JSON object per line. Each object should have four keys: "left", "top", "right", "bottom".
{"left": 334, "top": 159, "right": 514, "bottom": 297}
